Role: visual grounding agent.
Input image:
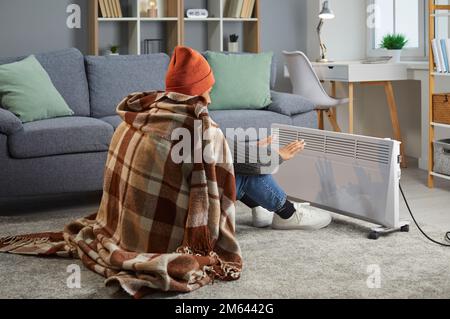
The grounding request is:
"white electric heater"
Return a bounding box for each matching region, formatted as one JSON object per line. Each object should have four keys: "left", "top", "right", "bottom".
{"left": 272, "top": 124, "right": 409, "bottom": 239}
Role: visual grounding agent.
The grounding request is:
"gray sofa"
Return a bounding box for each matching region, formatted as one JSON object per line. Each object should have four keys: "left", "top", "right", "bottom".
{"left": 0, "top": 48, "right": 317, "bottom": 198}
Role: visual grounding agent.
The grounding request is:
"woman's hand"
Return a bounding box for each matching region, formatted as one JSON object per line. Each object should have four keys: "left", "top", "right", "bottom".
{"left": 257, "top": 136, "right": 273, "bottom": 147}
{"left": 277, "top": 140, "right": 305, "bottom": 161}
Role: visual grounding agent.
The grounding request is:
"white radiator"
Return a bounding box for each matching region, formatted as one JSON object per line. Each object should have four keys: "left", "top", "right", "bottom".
{"left": 272, "top": 124, "right": 406, "bottom": 231}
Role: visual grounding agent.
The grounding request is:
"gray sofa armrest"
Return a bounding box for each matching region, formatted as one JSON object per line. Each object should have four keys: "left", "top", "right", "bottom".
{"left": 267, "top": 91, "right": 316, "bottom": 116}
{"left": 0, "top": 108, "right": 23, "bottom": 135}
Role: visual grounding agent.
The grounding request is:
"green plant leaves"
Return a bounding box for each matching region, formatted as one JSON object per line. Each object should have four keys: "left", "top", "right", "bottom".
{"left": 380, "top": 34, "right": 408, "bottom": 50}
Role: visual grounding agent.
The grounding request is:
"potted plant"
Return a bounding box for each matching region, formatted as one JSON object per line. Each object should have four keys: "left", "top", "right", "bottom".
{"left": 380, "top": 33, "right": 408, "bottom": 63}
{"left": 228, "top": 34, "right": 239, "bottom": 53}
{"left": 109, "top": 45, "right": 119, "bottom": 56}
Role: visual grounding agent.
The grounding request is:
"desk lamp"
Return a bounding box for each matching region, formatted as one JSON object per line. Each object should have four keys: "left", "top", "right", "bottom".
{"left": 317, "top": 1, "right": 335, "bottom": 62}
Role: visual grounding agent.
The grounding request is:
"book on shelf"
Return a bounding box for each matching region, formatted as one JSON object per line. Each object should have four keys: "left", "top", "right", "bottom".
{"left": 248, "top": 0, "right": 255, "bottom": 18}
{"left": 234, "top": 0, "right": 244, "bottom": 18}
{"left": 223, "top": 0, "right": 229, "bottom": 16}
{"left": 432, "top": 39, "right": 441, "bottom": 72}
{"left": 113, "top": 0, "right": 121, "bottom": 17}
{"left": 227, "top": 0, "right": 241, "bottom": 18}
{"left": 444, "top": 39, "right": 450, "bottom": 72}
{"left": 225, "top": 0, "right": 234, "bottom": 17}
{"left": 441, "top": 39, "right": 449, "bottom": 73}
{"left": 99, "top": 0, "right": 107, "bottom": 17}
{"left": 106, "top": 0, "right": 116, "bottom": 18}
{"left": 240, "top": 0, "right": 255, "bottom": 18}
{"left": 114, "top": 0, "right": 123, "bottom": 18}
{"left": 103, "top": 0, "right": 113, "bottom": 18}
{"left": 102, "top": 0, "right": 123, "bottom": 18}
{"left": 111, "top": 0, "right": 118, "bottom": 17}
{"left": 116, "top": 0, "right": 123, "bottom": 17}
{"left": 240, "top": 0, "right": 249, "bottom": 18}
{"left": 431, "top": 38, "right": 449, "bottom": 73}
{"left": 101, "top": 0, "right": 110, "bottom": 17}
{"left": 438, "top": 39, "right": 446, "bottom": 72}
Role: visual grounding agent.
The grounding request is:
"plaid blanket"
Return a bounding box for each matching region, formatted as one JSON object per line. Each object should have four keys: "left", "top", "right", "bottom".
{"left": 0, "top": 91, "right": 242, "bottom": 298}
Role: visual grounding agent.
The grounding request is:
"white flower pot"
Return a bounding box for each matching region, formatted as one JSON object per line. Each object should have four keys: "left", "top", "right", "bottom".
{"left": 103, "top": 50, "right": 118, "bottom": 56}
{"left": 228, "top": 42, "right": 239, "bottom": 53}
{"left": 387, "top": 49, "right": 402, "bottom": 63}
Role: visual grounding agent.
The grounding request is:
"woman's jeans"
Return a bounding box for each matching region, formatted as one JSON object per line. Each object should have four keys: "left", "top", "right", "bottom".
{"left": 235, "top": 174, "right": 287, "bottom": 212}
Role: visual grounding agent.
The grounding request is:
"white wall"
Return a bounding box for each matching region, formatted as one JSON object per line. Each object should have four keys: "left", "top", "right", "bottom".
{"left": 305, "top": 0, "right": 422, "bottom": 160}
{"left": 323, "top": 0, "right": 367, "bottom": 60}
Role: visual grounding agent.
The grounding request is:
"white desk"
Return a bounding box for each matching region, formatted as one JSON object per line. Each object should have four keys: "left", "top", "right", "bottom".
{"left": 312, "top": 61, "right": 408, "bottom": 83}
{"left": 312, "top": 61, "right": 409, "bottom": 167}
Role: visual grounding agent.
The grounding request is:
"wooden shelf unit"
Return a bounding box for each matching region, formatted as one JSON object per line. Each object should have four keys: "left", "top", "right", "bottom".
{"left": 89, "top": 0, "right": 260, "bottom": 55}
{"left": 428, "top": 0, "right": 450, "bottom": 188}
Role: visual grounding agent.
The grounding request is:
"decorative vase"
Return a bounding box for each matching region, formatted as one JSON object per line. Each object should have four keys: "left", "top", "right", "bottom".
{"left": 387, "top": 49, "right": 402, "bottom": 63}
{"left": 228, "top": 42, "right": 239, "bottom": 53}
{"left": 156, "top": 0, "right": 166, "bottom": 18}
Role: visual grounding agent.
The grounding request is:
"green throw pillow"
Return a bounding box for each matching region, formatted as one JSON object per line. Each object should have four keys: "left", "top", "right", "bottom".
{"left": 205, "top": 51, "right": 273, "bottom": 110}
{"left": 0, "top": 55, "right": 73, "bottom": 123}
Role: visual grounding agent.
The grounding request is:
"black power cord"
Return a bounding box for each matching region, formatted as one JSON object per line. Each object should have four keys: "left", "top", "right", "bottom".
{"left": 400, "top": 184, "right": 450, "bottom": 247}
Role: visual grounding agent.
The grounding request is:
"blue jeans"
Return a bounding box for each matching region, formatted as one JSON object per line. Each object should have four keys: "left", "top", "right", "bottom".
{"left": 235, "top": 175, "right": 287, "bottom": 212}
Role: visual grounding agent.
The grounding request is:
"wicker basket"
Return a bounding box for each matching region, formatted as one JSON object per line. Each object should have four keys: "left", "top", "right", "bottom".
{"left": 434, "top": 139, "right": 450, "bottom": 176}
{"left": 433, "top": 94, "right": 450, "bottom": 125}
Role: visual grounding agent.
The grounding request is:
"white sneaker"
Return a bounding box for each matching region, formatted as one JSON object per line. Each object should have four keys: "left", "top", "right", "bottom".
{"left": 272, "top": 202, "right": 332, "bottom": 230}
{"left": 252, "top": 207, "right": 274, "bottom": 228}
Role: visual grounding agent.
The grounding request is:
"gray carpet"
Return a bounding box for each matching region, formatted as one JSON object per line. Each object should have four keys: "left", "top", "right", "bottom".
{"left": 1, "top": 168, "right": 450, "bottom": 299}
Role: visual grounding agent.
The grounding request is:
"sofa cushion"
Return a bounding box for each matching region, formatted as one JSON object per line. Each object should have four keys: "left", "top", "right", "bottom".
{"left": 0, "top": 48, "right": 91, "bottom": 117}
{"left": 267, "top": 91, "right": 316, "bottom": 116}
{"left": 209, "top": 110, "right": 292, "bottom": 135}
{"left": 8, "top": 117, "right": 113, "bottom": 159}
{"left": 100, "top": 115, "right": 122, "bottom": 129}
{"left": 0, "top": 55, "right": 74, "bottom": 123}
{"left": 85, "top": 53, "right": 170, "bottom": 118}
{"left": 204, "top": 51, "right": 277, "bottom": 90}
{"left": 205, "top": 51, "right": 273, "bottom": 110}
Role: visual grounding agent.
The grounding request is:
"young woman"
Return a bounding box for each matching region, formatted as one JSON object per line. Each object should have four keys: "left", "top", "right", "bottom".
{"left": 165, "top": 46, "right": 332, "bottom": 231}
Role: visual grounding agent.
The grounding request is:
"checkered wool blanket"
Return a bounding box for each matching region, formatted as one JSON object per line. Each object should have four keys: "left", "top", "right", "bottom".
{"left": 0, "top": 92, "right": 242, "bottom": 298}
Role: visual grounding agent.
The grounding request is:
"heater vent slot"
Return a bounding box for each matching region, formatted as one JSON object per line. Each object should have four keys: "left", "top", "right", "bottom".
{"left": 356, "top": 141, "right": 391, "bottom": 164}
{"left": 276, "top": 128, "right": 391, "bottom": 165}
{"left": 277, "top": 129, "right": 326, "bottom": 153}
{"left": 324, "top": 136, "right": 355, "bottom": 158}
{"left": 299, "top": 132, "right": 325, "bottom": 152}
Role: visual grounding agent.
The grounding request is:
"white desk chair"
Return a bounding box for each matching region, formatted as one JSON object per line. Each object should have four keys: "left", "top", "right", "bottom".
{"left": 283, "top": 51, "right": 348, "bottom": 132}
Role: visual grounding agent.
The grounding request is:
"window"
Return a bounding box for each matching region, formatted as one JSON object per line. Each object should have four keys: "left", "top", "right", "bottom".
{"left": 367, "top": 0, "right": 426, "bottom": 59}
